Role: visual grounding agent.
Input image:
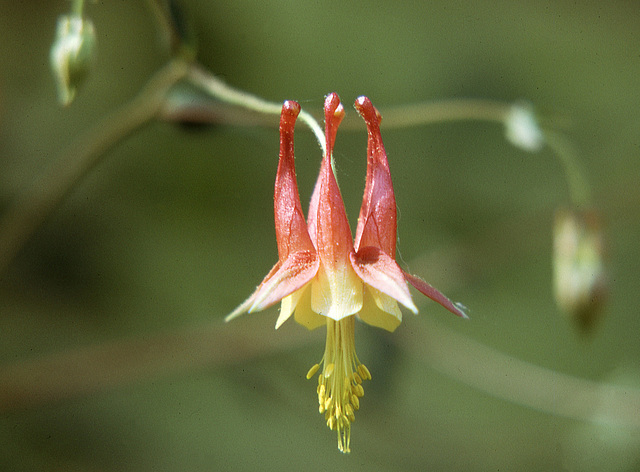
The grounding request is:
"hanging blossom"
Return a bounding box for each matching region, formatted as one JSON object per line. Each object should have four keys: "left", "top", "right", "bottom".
{"left": 226, "top": 93, "right": 467, "bottom": 453}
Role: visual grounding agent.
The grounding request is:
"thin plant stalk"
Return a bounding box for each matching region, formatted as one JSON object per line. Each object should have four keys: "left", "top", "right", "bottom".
{"left": 187, "top": 64, "right": 326, "bottom": 155}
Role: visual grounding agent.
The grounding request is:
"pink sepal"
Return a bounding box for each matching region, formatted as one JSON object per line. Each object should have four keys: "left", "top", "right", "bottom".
{"left": 353, "top": 96, "right": 397, "bottom": 256}
{"left": 249, "top": 251, "right": 319, "bottom": 312}
{"left": 351, "top": 246, "right": 416, "bottom": 313}
{"left": 403, "top": 272, "right": 469, "bottom": 318}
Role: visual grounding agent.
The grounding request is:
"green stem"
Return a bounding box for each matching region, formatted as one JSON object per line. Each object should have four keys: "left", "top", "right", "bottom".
{"left": 0, "top": 59, "right": 188, "bottom": 275}
{"left": 543, "top": 129, "right": 592, "bottom": 207}
{"left": 145, "top": 0, "right": 195, "bottom": 60}
{"left": 145, "top": 0, "right": 178, "bottom": 47}
{"left": 339, "top": 98, "right": 511, "bottom": 130}
{"left": 71, "top": 0, "right": 85, "bottom": 16}
{"left": 187, "top": 64, "right": 326, "bottom": 155}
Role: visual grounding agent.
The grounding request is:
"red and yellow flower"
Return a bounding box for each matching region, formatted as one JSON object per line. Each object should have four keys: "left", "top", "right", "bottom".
{"left": 227, "top": 93, "right": 467, "bottom": 452}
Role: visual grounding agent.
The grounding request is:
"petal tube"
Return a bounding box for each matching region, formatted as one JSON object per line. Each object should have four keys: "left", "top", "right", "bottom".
{"left": 275, "top": 100, "right": 316, "bottom": 259}
{"left": 353, "top": 96, "right": 397, "bottom": 256}
{"left": 310, "top": 93, "right": 363, "bottom": 320}
{"left": 324, "top": 93, "right": 344, "bottom": 156}
{"left": 307, "top": 93, "right": 345, "bottom": 248}
{"left": 314, "top": 93, "right": 351, "bottom": 269}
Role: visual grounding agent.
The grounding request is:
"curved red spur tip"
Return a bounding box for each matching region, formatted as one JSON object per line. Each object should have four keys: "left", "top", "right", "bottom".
{"left": 274, "top": 99, "right": 315, "bottom": 259}
{"left": 324, "top": 92, "right": 345, "bottom": 156}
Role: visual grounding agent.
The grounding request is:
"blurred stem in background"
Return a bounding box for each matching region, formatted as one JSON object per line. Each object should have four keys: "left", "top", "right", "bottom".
{"left": 544, "top": 129, "right": 591, "bottom": 208}
{"left": 1, "top": 310, "right": 639, "bottom": 430}
{"left": 71, "top": 0, "right": 84, "bottom": 16}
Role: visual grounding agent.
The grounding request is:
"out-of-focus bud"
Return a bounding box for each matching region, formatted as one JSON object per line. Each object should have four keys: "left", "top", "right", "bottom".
{"left": 50, "top": 15, "right": 96, "bottom": 106}
{"left": 504, "top": 101, "right": 545, "bottom": 152}
{"left": 553, "top": 208, "right": 607, "bottom": 332}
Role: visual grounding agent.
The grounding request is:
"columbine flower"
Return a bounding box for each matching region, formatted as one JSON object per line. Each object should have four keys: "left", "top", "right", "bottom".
{"left": 226, "top": 93, "right": 467, "bottom": 453}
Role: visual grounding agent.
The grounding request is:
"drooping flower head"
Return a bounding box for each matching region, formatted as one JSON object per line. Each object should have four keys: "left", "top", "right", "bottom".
{"left": 226, "top": 93, "right": 467, "bottom": 453}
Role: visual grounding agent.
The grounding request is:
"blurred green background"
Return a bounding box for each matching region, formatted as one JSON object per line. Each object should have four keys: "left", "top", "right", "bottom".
{"left": 1, "top": 1, "right": 640, "bottom": 470}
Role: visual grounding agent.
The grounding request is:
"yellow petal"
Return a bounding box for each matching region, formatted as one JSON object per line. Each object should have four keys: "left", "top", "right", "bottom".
{"left": 276, "top": 287, "right": 303, "bottom": 329}
{"left": 293, "top": 286, "right": 326, "bottom": 330}
{"left": 357, "top": 285, "right": 402, "bottom": 332}
{"left": 311, "top": 261, "right": 363, "bottom": 321}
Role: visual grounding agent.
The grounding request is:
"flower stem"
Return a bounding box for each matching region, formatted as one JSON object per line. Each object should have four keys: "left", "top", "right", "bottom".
{"left": 186, "top": 64, "right": 326, "bottom": 155}
{"left": 543, "top": 128, "right": 592, "bottom": 207}
{"left": 71, "top": 0, "right": 85, "bottom": 16}
{"left": 340, "top": 98, "right": 511, "bottom": 130}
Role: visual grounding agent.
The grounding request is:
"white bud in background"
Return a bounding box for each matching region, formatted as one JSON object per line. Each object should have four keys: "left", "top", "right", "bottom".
{"left": 505, "top": 101, "right": 545, "bottom": 152}
{"left": 50, "top": 14, "right": 96, "bottom": 106}
{"left": 553, "top": 208, "right": 607, "bottom": 332}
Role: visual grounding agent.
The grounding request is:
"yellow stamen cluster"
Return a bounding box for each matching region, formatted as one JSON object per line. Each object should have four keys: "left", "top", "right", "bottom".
{"left": 305, "top": 317, "right": 372, "bottom": 453}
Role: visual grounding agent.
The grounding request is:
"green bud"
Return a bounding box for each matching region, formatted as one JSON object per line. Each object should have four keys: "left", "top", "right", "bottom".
{"left": 50, "top": 14, "right": 96, "bottom": 106}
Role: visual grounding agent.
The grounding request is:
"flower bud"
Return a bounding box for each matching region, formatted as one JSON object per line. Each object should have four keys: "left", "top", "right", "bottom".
{"left": 553, "top": 208, "right": 607, "bottom": 331}
{"left": 50, "top": 15, "right": 96, "bottom": 106}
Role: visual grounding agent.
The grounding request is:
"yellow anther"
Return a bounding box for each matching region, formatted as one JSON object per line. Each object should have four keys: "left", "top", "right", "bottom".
{"left": 344, "top": 403, "right": 353, "bottom": 417}
{"left": 351, "top": 394, "right": 360, "bottom": 410}
{"left": 324, "top": 397, "right": 332, "bottom": 411}
{"left": 317, "top": 384, "right": 326, "bottom": 398}
{"left": 353, "top": 384, "right": 365, "bottom": 397}
{"left": 327, "top": 416, "right": 336, "bottom": 431}
{"left": 351, "top": 372, "right": 362, "bottom": 385}
{"left": 306, "top": 363, "right": 320, "bottom": 380}
{"left": 319, "top": 403, "right": 325, "bottom": 414}
{"left": 345, "top": 404, "right": 355, "bottom": 422}
{"left": 324, "top": 363, "right": 335, "bottom": 378}
{"left": 358, "top": 364, "right": 371, "bottom": 381}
